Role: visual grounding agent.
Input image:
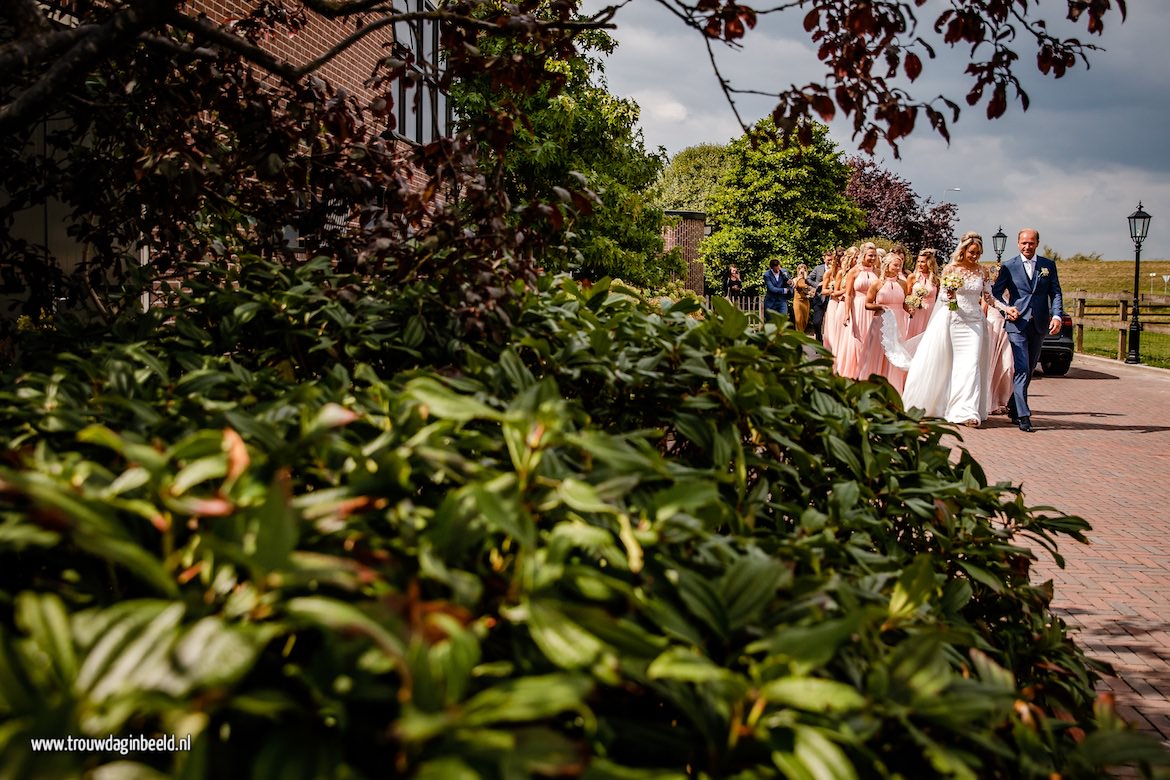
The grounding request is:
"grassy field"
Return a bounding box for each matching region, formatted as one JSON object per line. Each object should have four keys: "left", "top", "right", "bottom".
{"left": 992, "top": 259, "right": 1170, "bottom": 369}
{"left": 1039, "top": 258, "right": 1170, "bottom": 295}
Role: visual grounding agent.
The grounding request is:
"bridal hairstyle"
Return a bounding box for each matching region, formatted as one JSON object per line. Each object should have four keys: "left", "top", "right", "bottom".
{"left": 951, "top": 231, "right": 984, "bottom": 264}
{"left": 914, "top": 247, "right": 941, "bottom": 285}
{"left": 882, "top": 245, "right": 907, "bottom": 277}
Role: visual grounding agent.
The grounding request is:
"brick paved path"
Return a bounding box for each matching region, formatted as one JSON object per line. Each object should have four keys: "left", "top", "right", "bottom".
{"left": 944, "top": 354, "right": 1170, "bottom": 744}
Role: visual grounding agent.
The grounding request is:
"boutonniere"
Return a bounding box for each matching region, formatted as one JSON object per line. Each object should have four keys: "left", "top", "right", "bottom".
{"left": 1040, "top": 268, "right": 1050, "bottom": 278}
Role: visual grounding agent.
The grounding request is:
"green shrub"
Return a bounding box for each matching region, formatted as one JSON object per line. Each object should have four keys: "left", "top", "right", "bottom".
{"left": 1, "top": 258, "right": 1167, "bottom": 778}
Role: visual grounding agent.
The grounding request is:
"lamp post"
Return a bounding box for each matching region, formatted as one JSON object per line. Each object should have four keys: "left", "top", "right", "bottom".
{"left": 992, "top": 226, "right": 1007, "bottom": 264}
{"left": 1126, "top": 202, "right": 1152, "bottom": 364}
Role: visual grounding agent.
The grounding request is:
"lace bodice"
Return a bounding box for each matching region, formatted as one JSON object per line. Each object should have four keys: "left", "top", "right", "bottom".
{"left": 947, "top": 271, "right": 990, "bottom": 321}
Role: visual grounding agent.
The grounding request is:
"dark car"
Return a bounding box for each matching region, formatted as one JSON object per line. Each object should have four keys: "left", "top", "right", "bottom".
{"left": 1039, "top": 312, "right": 1074, "bottom": 375}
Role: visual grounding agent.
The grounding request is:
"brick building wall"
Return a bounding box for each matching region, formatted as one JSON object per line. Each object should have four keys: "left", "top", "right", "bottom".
{"left": 663, "top": 210, "right": 708, "bottom": 294}
{"left": 188, "top": 2, "right": 392, "bottom": 109}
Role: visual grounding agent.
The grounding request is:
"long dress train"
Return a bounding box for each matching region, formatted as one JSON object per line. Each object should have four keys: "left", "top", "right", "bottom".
{"left": 885, "top": 272, "right": 991, "bottom": 424}
{"left": 858, "top": 277, "right": 908, "bottom": 392}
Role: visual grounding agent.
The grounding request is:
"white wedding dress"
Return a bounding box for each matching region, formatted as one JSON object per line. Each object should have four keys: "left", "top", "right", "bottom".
{"left": 883, "top": 272, "right": 991, "bottom": 424}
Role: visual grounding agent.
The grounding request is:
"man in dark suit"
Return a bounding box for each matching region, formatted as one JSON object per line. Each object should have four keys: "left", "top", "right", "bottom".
{"left": 990, "top": 228, "right": 1065, "bottom": 433}
{"left": 807, "top": 249, "right": 831, "bottom": 341}
{"left": 763, "top": 258, "right": 793, "bottom": 318}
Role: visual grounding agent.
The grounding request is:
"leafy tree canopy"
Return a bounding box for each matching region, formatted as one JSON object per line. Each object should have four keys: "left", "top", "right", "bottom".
{"left": 845, "top": 156, "right": 959, "bottom": 259}
{"left": 700, "top": 119, "right": 865, "bottom": 291}
{"left": 655, "top": 143, "right": 733, "bottom": 213}
{"left": 451, "top": 30, "right": 678, "bottom": 288}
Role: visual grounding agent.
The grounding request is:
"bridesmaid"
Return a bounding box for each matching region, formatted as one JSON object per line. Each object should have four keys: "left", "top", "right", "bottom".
{"left": 861, "top": 246, "right": 910, "bottom": 391}
{"left": 904, "top": 248, "right": 940, "bottom": 339}
{"left": 829, "top": 246, "right": 858, "bottom": 371}
{"left": 821, "top": 251, "right": 842, "bottom": 353}
{"left": 837, "top": 242, "right": 880, "bottom": 379}
{"left": 985, "top": 262, "right": 1015, "bottom": 413}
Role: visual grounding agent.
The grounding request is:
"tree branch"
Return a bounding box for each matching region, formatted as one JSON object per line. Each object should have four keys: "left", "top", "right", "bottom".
{"left": 0, "top": 3, "right": 171, "bottom": 137}
{"left": 163, "top": 11, "right": 302, "bottom": 82}
{"left": 0, "top": 26, "right": 91, "bottom": 73}
{"left": 4, "top": 0, "right": 53, "bottom": 35}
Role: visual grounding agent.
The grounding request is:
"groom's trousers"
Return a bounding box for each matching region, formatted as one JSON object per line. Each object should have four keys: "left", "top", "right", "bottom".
{"left": 1007, "top": 323, "right": 1045, "bottom": 419}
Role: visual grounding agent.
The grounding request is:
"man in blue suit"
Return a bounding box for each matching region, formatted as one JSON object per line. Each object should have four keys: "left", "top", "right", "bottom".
{"left": 990, "top": 228, "right": 1065, "bottom": 433}
{"left": 763, "top": 258, "right": 793, "bottom": 318}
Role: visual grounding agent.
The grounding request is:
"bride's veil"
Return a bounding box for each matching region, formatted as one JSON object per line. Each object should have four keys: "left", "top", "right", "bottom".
{"left": 881, "top": 301, "right": 953, "bottom": 417}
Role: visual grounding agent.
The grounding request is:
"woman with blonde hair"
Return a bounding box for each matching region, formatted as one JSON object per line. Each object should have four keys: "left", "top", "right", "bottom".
{"left": 824, "top": 245, "right": 856, "bottom": 356}
{"left": 837, "top": 242, "right": 880, "bottom": 378}
{"left": 904, "top": 248, "right": 940, "bottom": 339}
{"left": 886, "top": 232, "right": 995, "bottom": 426}
{"left": 861, "top": 246, "right": 910, "bottom": 391}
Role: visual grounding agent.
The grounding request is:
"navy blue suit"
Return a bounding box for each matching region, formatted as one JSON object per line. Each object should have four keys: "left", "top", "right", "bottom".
{"left": 990, "top": 255, "right": 1064, "bottom": 419}
{"left": 764, "top": 267, "right": 792, "bottom": 316}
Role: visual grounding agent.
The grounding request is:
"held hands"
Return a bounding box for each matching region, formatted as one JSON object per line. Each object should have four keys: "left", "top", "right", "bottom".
{"left": 1004, "top": 305, "right": 1021, "bottom": 321}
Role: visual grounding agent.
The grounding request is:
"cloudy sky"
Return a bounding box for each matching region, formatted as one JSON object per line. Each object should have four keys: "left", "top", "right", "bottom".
{"left": 588, "top": 1, "right": 1170, "bottom": 261}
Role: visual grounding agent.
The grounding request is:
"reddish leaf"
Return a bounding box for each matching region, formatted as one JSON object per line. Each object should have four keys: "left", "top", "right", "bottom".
{"left": 811, "top": 94, "right": 835, "bottom": 122}
{"left": 987, "top": 84, "right": 1007, "bottom": 119}
{"left": 904, "top": 52, "right": 923, "bottom": 81}
{"left": 803, "top": 8, "right": 820, "bottom": 32}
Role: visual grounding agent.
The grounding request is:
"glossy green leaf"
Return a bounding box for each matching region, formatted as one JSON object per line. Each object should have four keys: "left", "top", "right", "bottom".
{"left": 760, "top": 677, "right": 865, "bottom": 713}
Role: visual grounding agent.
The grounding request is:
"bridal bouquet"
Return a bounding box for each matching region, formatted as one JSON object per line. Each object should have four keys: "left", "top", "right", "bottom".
{"left": 904, "top": 283, "right": 928, "bottom": 314}
{"left": 941, "top": 273, "right": 964, "bottom": 311}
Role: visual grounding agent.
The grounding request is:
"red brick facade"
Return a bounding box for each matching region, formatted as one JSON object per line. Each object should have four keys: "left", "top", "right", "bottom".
{"left": 663, "top": 210, "right": 708, "bottom": 294}
{"left": 188, "top": 2, "right": 391, "bottom": 108}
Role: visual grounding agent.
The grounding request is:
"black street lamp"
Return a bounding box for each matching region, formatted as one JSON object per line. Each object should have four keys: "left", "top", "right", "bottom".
{"left": 992, "top": 226, "right": 1007, "bottom": 263}
{"left": 1126, "top": 202, "right": 1152, "bottom": 364}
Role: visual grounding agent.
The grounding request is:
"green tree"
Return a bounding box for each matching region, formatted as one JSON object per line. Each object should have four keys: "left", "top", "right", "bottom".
{"left": 699, "top": 119, "right": 864, "bottom": 291}
{"left": 655, "top": 143, "right": 732, "bottom": 213}
{"left": 452, "top": 33, "right": 678, "bottom": 288}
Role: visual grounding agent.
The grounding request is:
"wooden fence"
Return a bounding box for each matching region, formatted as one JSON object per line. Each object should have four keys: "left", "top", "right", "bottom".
{"left": 705, "top": 294, "right": 767, "bottom": 317}
{"left": 1066, "top": 291, "right": 1170, "bottom": 359}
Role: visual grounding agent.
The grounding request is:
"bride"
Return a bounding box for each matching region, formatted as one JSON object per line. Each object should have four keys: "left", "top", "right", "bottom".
{"left": 885, "top": 232, "right": 999, "bottom": 427}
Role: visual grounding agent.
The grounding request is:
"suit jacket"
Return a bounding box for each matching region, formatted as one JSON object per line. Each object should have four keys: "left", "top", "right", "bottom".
{"left": 764, "top": 268, "right": 793, "bottom": 308}
{"left": 991, "top": 254, "right": 1065, "bottom": 335}
{"left": 808, "top": 263, "right": 828, "bottom": 309}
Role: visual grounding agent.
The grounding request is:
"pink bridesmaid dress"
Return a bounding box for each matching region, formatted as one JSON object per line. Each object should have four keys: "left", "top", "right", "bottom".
{"left": 835, "top": 268, "right": 877, "bottom": 379}
{"left": 859, "top": 277, "right": 909, "bottom": 392}
{"left": 906, "top": 276, "right": 938, "bottom": 339}
{"left": 986, "top": 308, "right": 1014, "bottom": 412}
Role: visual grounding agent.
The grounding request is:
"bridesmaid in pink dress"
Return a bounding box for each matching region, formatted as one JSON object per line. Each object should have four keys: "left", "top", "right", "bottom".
{"left": 821, "top": 253, "right": 842, "bottom": 353}
{"left": 829, "top": 246, "right": 857, "bottom": 371}
{"left": 860, "top": 248, "right": 910, "bottom": 392}
{"left": 904, "top": 248, "right": 940, "bottom": 339}
{"left": 985, "top": 263, "right": 1015, "bottom": 412}
{"left": 837, "top": 243, "right": 880, "bottom": 379}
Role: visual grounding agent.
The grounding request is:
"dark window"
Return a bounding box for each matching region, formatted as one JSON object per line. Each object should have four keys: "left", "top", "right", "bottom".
{"left": 394, "top": 0, "right": 449, "bottom": 144}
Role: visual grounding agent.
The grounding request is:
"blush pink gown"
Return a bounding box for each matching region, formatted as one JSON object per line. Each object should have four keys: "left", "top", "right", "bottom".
{"left": 835, "top": 268, "right": 878, "bottom": 379}
{"left": 986, "top": 308, "right": 1014, "bottom": 412}
{"left": 860, "top": 277, "right": 909, "bottom": 392}
{"left": 906, "top": 277, "right": 938, "bottom": 340}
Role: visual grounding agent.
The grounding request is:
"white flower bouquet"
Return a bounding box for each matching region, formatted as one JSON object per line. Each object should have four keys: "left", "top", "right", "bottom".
{"left": 941, "top": 273, "right": 964, "bottom": 311}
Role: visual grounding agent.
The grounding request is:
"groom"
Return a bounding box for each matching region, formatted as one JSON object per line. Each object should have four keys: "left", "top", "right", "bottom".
{"left": 990, "top": 228, "right": 1065, "bottom": 433}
